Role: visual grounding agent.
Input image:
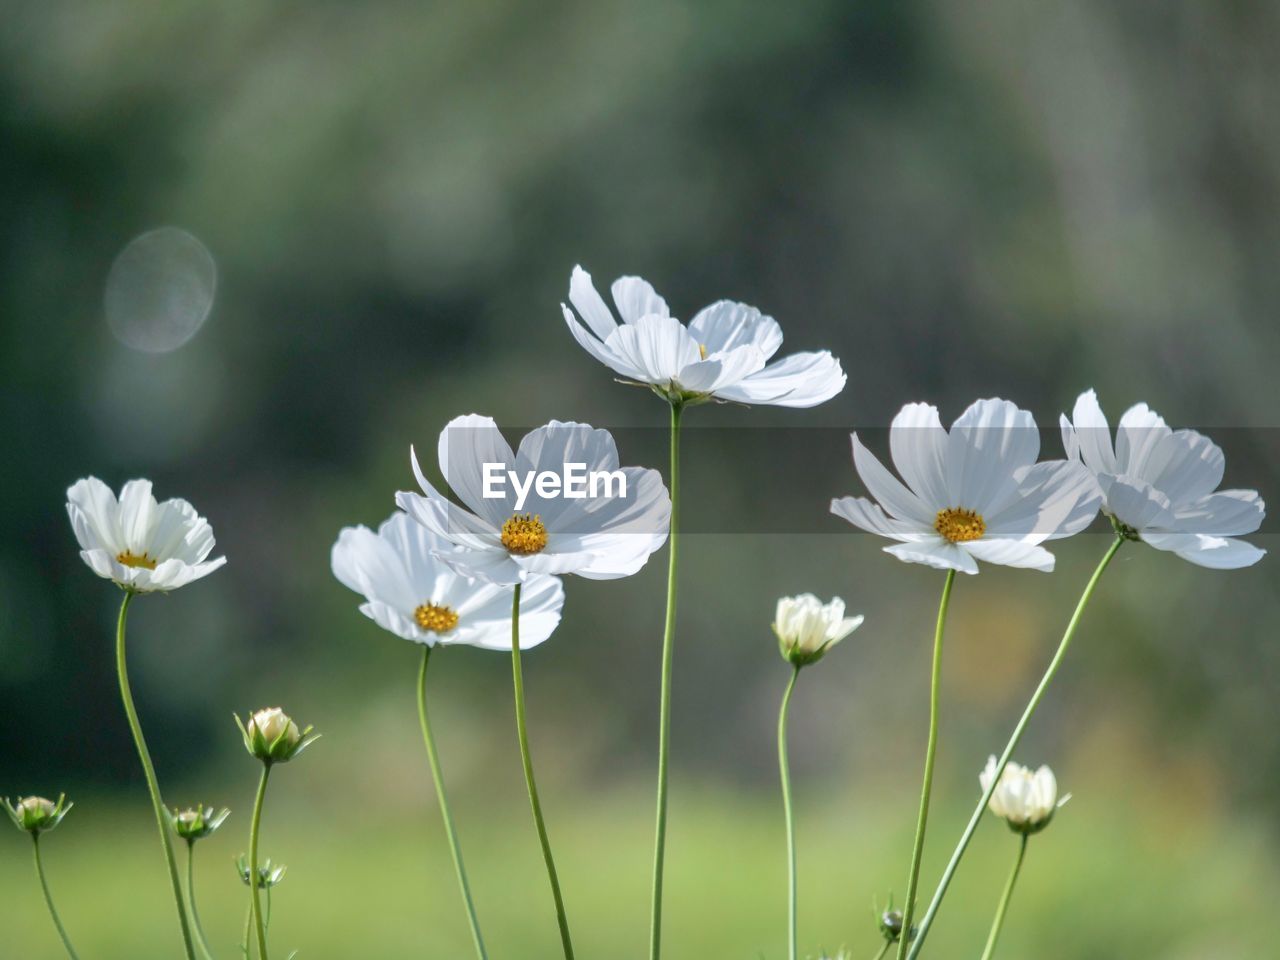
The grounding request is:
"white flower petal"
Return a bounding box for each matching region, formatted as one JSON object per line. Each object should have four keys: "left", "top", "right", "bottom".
{"left": 438, "top": 414, "right": 518, "bottom": 525}
{"left": 687, "top": 300, "right": 783, "bottom": 359}
{"left": 1114, "top": 403, "right": 1170, "bottom": 478}
{"left": 675, "top": 344, "right": 766, "bottom": 393}
{"left": 961, "top": 539, "right": 1056, "bottom": 572}
{"left": 979, "top": 755, "right": 1000, "bottom": 794}
{"left": 394, "top": 491, "right": 500, "bottom": 550}
{"left": 985, "top": 460, "right": 1100, "bottom": 541}
{"left": 1142, "top": 430, "right": 1226, "bottom": 506}
{"left": 79, "top": 548, "right": 121, "bottom": 582}
{"left": 1066, "top": 389, "right": 1116, "bottom": 475}
{"left": 359, "top": 600, "right": 427, "bottom": 643}
{"left": 946, "top": 398, "right": 1039, "bottom": 513}
{"left": 549, "top": 465, "right": 670, "bottom": 538}
{"left": 562, "top": 303, "right": 641, "bottom": 380}
{"left": 148, "top": 499, "right": 206, "bottom": 563}
{"left": 1169, "top": 489, "right": 1265, "bottom": 537}
{"left": 889, "top": 403, "right": 950, "bottom": 511}
{"left": 605, "top": 314, "right": 701, "bottom": 383}
{"left": 66, "top": 477, "right": 124, "bottom": 554}
{"left": 610, "top": 275, "right": 670, "bottom": 324}
{"left": 713, "top": 351, "right": 846, "bottom": 408}
{"left": 514, "top": 420, "right": 620, "bottom": 522}
{"left": 432, "top": 545, "right": 525, "bottom": 585}
{"left": 829, "top": 496, "right": 927, "bottom": 541}
{"left": 546, "top": 530, "right": 668, "bottom": 579}
{"left": 1141, "top": 532, "right": 1266, "bottom": 569}
{"left": 448, "top": 574, "right": 565, "bottom": 651}
{"left": 1098, "top": 476, "right": 1177, "bottom": 531}
{"left": 885, "top": 539, "right": 979, "bottom": 574}
{"left": 851, "top": 433, "right": 934, "bottom": 523}
{"left": 117, "top": 479, "right": 158, "bottom": 552}
{"left": 568, "top": 265, "right": 620, "bottom": 340}
{"left": 330, "top": 525, "right": 419, "bottom": 615}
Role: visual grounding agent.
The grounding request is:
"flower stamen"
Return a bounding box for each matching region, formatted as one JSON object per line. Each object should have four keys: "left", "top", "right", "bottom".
{"left": 501, "top": 514, "right": 548, "bottom": 555}
{"left": 414, "top": 602, "right": 459, "bottom": 633}
{"left": 698, "top": 343, "right": 709, "bottom": 361}
{"left": 935, "top": 507, "right": 985, "bottom": 543}
{"left": 117, "top": 550, "right": 158, "bottom": 570}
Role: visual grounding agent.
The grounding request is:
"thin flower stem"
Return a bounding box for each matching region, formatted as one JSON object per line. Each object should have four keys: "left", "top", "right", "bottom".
{"left": 115, "top": 590, "right": 198, "bottom": 960}
{"left": 777, "top": 664, "right": 802, "bottom": 960}
{"left": 32, "top": 835, "right": 80, "bottom": 960}
{"left": 241, "top": 902, "right": 252, "bottom": 960}
{"left": 417, "top": 647, "right": 489, "bottom": 960}
{"left": 895, "top": 569, "right": 956, "bottom": 960}
{"left": 870, "top": 942, "right": 892, "bottom": 960}
{"left": 649, "top": 399, "right": 682, "bottom": 960}
{"left": 978, "top": 835, "right": 1028, "bottom": 960}
{"left": 511, "top": 583, "right": 575, "bottom": 960}
{"left": 186, "top": 841, "right": 217, "bottom": 960}
{"left": 906, "top": 535, "right": 1124, "bottom": 959}
{"left": 249, "top": 763, "right": 273, "bottom": 960}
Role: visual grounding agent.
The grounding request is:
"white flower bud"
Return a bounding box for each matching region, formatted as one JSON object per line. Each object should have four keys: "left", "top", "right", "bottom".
{"left": 237, "top": 707, "right": 318, "bottom": 764}
{"left": 4, "top": 794, "right": 72, "bottom": 834}
{"left": 19, "top": 797, "right": 57, "bottom": 819}
{"left": 773, "top": 593, "right": 864, "bottom": 666}
{"left": 979, "top": 756, "right": 1069, "bottom": 834}
{"left": 247, "top": 708, "right": 299, "bottom": 749}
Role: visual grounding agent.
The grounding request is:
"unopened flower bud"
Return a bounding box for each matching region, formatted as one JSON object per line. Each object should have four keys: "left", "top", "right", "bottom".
{"left": 872, "top": 894, "right": 916, "bottom": 944}
{"left": 880, "top": 909, "right": 904, "bottom": 942}
{"left": 979, "top": 755, "right": 1070, "bottom": 835}
{"left": 773, "top": 594, "right": 864, "bottom": 667}
{"left": 3, "top": 794, "right": 72, "bottom": 835}
{"left": 236, "top": 854, "right": 287, "bottom": 888}
{"left": 236, "top": 707, "right": 319, "bottom": 764}
{"left": 171, "top": 805, "right": 230, "bottom": 843}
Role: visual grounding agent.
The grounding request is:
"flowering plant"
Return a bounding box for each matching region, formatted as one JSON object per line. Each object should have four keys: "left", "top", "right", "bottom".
{"left": 3, "top": 264, "right": 1265, "bottom": 960}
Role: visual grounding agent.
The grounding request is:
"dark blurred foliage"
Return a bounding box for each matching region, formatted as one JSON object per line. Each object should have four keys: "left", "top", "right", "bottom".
{"left": 1, "top": 0, "right": 1278, "bottom": 822}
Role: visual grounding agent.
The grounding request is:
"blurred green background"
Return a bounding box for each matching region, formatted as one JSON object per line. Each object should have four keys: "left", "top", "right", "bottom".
{"left": 2, "top": 1, "right": 1278, "bottom": 957}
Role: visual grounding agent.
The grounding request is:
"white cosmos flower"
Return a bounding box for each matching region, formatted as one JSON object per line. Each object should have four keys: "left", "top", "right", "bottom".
{"left": 331, "top": 512, "right": 564, "bottom": 649}
{"left": 66, "top": 477, "right": 226, "bottom": 592}
{"left": 830, "top": 399, "right": 1100, "bottom": 574}
{"left": 980, "top": 756, "right": 1068, "bottom": 833}
{"left": 395, "top": 415, "right": 670, "bottom": 586}
{"left": 561, "top": 265, "right": 846, "bottom": 407}
{"left": 773, "top": 594, "right": 864, "bottom": 665}
{"left": 1060, "top": 390, "right": 1266, "bottom": 569}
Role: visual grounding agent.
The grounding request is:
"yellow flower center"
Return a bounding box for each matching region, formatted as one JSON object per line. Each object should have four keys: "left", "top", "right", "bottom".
{"left": 500, "top": 513, "right": 548, "bottom": 555}
{"left": 414, "top": 603, "right": 459, "bottom": 633}
{"left": 698, "top": 343, "right": 709, "bottom": 360}
{"left": 117, "top": 550, "right": 158, "bottom": 570}
{"left": 935, "top": 507, "right": 985, "bottom": 543}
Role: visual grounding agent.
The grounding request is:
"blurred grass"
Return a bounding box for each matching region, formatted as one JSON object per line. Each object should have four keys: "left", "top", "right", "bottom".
{"left": 4, "top": 775, "right": 1274, "bottom": 958}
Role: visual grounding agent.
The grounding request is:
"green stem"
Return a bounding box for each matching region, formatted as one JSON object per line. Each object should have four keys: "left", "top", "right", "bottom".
{"left": 777, "top": 664, "right": 802, "bottom": 960}
{"left": 187, "top": 841, "right": 216, "bottom": 960}
{"left": 870, "top": 942, "right": 892, "bottom": 960}
{"left": 511, "top": 583, "right": 575, "bottom": 960}
{"left": 906, "top": 535, "right": 1124, "bottom": 959}
{"left": 115, "top": 590, "right": 198, "bottom": 960}
{"left": 650, "top": 399, "right": 682, "bottom": 960}
{"left": 249, "top": 764, "right": 272, "bottom": 960}
{"left": 978, "top": 835, "right": 1028, "bottom": 960}
{"left": 32, "top": 835, "right": 80, "bottom": 960}
{"left": 895, "top": 569, "right": 956, "bottom": 960}
{"left": 241, "top": 902, "right": 252, "bottom": 960}
{"left": 418, "top": 647, "right": 489, "bottom": 960}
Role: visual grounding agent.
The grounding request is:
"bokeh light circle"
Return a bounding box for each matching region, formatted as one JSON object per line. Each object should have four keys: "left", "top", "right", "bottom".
{"left": 104, "top": 227, "right": 217, "bottom": 353}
